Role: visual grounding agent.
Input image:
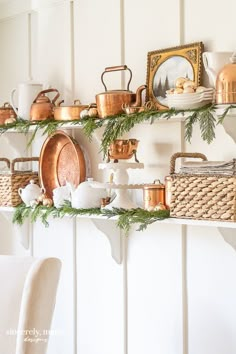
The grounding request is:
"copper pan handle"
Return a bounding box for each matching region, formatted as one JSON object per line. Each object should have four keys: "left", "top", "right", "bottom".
{"left": 101, "top": 65, "right": 132, "bottom": 91}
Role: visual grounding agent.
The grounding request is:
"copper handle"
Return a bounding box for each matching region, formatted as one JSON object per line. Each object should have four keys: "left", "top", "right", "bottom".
{"left": 105, "top": 65, "right": 127, "bottom": 72}
{"left": 101, "top": 65, "right": 132, "bottom": 92}
{"left": 33, "top": 88, "right": 60, "bottom": 105}
{"left": 3, "top": 102, "right": 11, "bottom": 108}
{"left": 11, "top": 157, "right": 39, "bottom": 173}
{"left": 57, "top": 100, "right": 64, "bottom": 107}
{"left": 74, "top": 99, "right": 81, "bottom": 105}
{"left": 0, "top": 158, "right": 10, "bottom": 169}
{"left": 170, "top": 152, "right": 207, "bottom": 174}
{"left": 88, "top": 102, "right": 97, "bottom": 108}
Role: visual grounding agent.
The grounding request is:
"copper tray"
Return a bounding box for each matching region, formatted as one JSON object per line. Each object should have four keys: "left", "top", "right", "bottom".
{"left": 39, "top": 131, "right": 86, "bottom": 198}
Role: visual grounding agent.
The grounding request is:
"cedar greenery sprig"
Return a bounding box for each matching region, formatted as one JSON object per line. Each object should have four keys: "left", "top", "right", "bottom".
{"left": 13, "top": 202, "right": 170, "bottom": 232}
{"left": 0, "top": 104, "right": 234, "bottom": 151}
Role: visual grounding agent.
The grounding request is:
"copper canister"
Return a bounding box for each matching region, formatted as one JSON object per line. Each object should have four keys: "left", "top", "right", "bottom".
{"left": 143, "top": 179, "right": 165, "bottom": 210}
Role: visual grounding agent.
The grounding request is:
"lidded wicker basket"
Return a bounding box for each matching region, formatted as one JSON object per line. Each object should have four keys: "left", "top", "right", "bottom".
{"left": 169, "top": 152, "right": 236, "bottom": 222}
{"left": 0, "top": 157, "right": 39, "bottom": 207}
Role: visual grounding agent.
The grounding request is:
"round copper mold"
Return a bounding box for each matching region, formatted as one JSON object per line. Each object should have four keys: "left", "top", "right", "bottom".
{"left": 107, "top": 139, "right": 139, "bottom": 162}
{"left": 39, "top": 131, "right": 86, "bottom": 198}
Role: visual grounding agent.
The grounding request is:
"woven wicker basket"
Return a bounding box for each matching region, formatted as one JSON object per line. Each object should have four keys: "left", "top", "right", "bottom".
{"left": 169, "top": 152, "right": 236, "bottom": 222}
{"left": 0, "top": 157, "right": 39, "bottom": 207}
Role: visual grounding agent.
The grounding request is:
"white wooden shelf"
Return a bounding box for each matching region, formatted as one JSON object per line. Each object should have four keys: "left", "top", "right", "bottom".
{"left": 2, "top": 206, "right": 236, "bottom": 263}
{"left": 2, "top": 206, "right": 236, "bottom": 228}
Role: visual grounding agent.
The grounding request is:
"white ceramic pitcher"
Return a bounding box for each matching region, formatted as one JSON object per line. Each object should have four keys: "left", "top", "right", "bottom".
{"left": 11, "top": 81, "right": 43, "bottom": 120}
{"left": 202, "top": 52, "right": 233, "bottom": 87}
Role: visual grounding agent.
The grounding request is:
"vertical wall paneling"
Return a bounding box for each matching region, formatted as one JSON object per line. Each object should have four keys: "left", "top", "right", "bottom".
{"left": 36, "top": 1, "right": 73, "bottom": 103}
{"left": 182, "top": 225, "right": 189, "bottom": 354}
{"left": 1, "top": 1, "right": 236, "bottom": 354}
{"left": 27, "top": 12, "right": 32, "bottom": 80}
{"left": 179, "top": 0, "right": 185, "bottom": 45}
{"left": 70, "top": 0, "right": 75, "bottom": 100}
{"left": 33, "top": 219, "right": 76, "bottom": 354}
{"left": 73, "top": 0, "right": 123, "bottom": 104}
{"left": 0, "top": 13, "right": 29, "bottom": 102}
{"left": 120, "top": 0, "right": 126, "bottom": 89}
{"left": 73, "top": 218, "right": 77, "bottom": 354}
{"left": 123, "top": 0, "right": 181, "bottom": 90}
{"left": 76, "top": 219, "right": 123, "bottom": 354}
{"left": 123, "top": 233, "right": 128, "bottom": 354}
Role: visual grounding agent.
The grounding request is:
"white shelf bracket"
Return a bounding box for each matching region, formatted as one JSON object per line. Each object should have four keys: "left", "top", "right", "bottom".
{"left": 218, "top": 227, "right": 236, "bottom": 252}
{"left": 0, "top": 210, "right": 30, "bottom": 249}
{"left": 91, "top": 219, "right": 122, "bottom": 264}
{"left": 13, "top": 220, "right": 30, "bottom": 250}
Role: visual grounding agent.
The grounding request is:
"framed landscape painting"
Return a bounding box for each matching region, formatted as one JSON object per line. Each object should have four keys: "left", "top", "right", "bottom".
{"left": 146, "top": 42, "right": 203, "bottom": 110}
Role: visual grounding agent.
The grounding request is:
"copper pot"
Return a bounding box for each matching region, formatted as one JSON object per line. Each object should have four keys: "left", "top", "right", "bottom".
{"left": 143, "top": 179, "right": 165, "bottom": 210}
{"left": 0, "top": 102, "right": 16, "bottom": 124}
{"left": 53, "top": 99, "right": 89, "bottom": 121}
{"left": 96, "top": 65, "right": 146, "bottom": 118}
{"left": 30, "top": 88, "right": 60, "bottom": 121}
{"left": 107, "top": 139, "right": 139, "bottom": 162}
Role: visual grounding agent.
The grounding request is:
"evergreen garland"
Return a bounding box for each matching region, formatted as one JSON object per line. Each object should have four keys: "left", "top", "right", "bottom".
{"left": 13, "top": 203, "right": 170, "bottom": 233}
{"left": 0, "top": 104, "right": 235, "bottom": 154}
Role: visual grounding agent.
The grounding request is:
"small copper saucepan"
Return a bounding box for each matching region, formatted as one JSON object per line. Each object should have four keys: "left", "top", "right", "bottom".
{"left": 143, "top": 179, "right": 166, "bottom": 211}
{"left": 53, "top": 99, "right": 89, "bottom": 121}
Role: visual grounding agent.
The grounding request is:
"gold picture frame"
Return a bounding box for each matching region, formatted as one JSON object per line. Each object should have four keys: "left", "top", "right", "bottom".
{"left": 146, "top": 42, "right": 204, "bottom": 110}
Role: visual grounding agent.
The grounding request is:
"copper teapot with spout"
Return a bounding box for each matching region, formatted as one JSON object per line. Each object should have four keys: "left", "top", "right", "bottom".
{"left": 30, "top": 88, "right": 60, "bottom": 121}
{"left": 96, "top": 65, "right": 146, "bottom": 118}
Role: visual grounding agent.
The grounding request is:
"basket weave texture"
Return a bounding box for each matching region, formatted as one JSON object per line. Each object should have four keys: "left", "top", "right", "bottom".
{"left": 0, "top": 157, "right": 39, "bottom": 207}
{"left": 169, "top": 152, "right": 236, "bottom": 222}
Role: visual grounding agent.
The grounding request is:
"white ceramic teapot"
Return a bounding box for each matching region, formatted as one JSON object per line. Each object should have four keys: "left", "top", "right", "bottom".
{"left": 202, "top": 51, "right": 233, "bottom": 87}
{"left": 18, "top": 180, "right": 43, "bottom": 206}
{"left": 11, "top": 81, "right": 43, "bottom": 120}
{"left": 69, "top": 178, "right": 107, "bottom": 209}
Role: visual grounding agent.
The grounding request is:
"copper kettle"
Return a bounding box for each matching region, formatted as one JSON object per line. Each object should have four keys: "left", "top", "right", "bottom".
{"left": 30, "top": 88, "right": 60, "bottom": 121}
{"left": 96, "top": 65, "right": 146, "bottom": 118}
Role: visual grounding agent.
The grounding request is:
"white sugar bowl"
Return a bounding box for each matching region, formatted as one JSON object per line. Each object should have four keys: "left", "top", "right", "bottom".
{"left": 53, "top": 184, "right": 71, "bottom": 208}
{"left": 18, "top": 179, "right": 43, "bottom": 206}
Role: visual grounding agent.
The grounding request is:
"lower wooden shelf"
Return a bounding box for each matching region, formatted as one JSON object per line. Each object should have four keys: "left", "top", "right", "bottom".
{"left": 1, "top": 207, "right": 236, "bottom": 263}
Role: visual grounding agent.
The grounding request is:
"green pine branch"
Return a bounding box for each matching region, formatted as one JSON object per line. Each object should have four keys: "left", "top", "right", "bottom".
{"left": 0, "top": 104, "right": 233, "bottom": 153}
{"left": 13, "top": 203, "right": 170, "bottom": 232}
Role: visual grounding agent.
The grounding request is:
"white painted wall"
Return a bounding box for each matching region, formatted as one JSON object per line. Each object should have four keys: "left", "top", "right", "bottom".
{"left": 0, "top": 1, "right": 236, "bottom": 354}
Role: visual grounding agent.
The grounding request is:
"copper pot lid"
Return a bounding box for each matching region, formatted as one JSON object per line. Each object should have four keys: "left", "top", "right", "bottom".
{"left": 143, "top": 179, "right": 165, "bottom": 189}
{"left": 39, "top": 131, "right": 86, "bottom": 198}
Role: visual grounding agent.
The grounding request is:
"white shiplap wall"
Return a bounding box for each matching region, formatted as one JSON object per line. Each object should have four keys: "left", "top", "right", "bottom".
{"left": 0, "top": 1, "right": 236, "bottom": 354}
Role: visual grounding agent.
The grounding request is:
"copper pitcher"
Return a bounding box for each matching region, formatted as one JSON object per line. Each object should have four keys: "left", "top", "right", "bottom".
{"left": 30, "top": 88, "right": 60, "bottom": 121}
{"left": 96, "top": 65, "right": 146, "bottom": 118}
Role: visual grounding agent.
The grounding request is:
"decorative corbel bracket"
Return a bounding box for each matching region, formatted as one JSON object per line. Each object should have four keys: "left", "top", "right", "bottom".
{"left": 91, "top": 218, "right": 123, "bottom": 264}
